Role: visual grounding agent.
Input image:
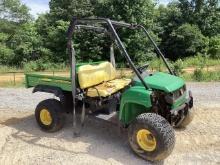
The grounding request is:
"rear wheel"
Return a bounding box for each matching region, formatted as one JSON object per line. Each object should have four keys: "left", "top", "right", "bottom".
{"left": 35, "top": 99, "right": 65, "bottom": 132}
{"left": 128, "top": 113, "right": 175, "bottom": 161}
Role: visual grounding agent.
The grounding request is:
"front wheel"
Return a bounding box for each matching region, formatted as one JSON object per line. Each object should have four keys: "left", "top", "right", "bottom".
{"left": 128, "top": 113, "right": 175, "bottom": 161}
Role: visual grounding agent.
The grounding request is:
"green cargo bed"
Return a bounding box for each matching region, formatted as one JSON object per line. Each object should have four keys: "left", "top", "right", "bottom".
{"left": 25, "top": 61, "right": 105, "bottom": 91}
{"left": 25, "top": 73, "right": 72, "bottom": 91}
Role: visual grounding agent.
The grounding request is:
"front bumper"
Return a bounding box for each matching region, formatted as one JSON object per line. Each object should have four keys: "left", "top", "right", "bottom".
{"left": 170, "top": 91, "right": 193, "bottom": 126}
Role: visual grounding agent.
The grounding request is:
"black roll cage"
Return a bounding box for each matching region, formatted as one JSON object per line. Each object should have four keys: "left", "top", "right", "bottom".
{"left": 67, "top": 17, "right": 175, "bottom": 135}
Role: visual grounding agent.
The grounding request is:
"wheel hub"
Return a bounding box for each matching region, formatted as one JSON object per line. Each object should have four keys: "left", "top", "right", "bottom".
{"left": 136, "top": 129, "right": 156, "bottom": 152}
{"left": 40, "top": 109, "right": 52, "bottom": 125}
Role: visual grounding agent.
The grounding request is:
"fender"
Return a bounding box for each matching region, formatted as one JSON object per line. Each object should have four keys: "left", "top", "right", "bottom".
{"left": 33, "top": 85, "right": 64, "bottom": 98}
{"left": 33, "top": 85, "right": 66, "bottom": 107}
{"left": 119, "top": 86, "right": 152, "bottom": 125}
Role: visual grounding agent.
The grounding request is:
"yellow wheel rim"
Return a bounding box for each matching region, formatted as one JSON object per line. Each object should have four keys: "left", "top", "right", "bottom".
{"left": 136, "top": 129, "right": 157, "bottom": 152}
{"left": 40, "top": 109, "right": 52, "bottom": 125}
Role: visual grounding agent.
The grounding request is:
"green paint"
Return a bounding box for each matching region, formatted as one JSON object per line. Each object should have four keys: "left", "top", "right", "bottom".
{"left": 119, "top": 86, "right": 152, "bottom": 124}
{"left": 25, "top": 73, "right": 72, "bottom": 91}
{"left": 135, "top": 72, "right": 185, "bottom": 92}
{"left": 119, "top": 72, "right": 186, "bottom": 124}
{"left": 171, "top": 92, "right": 188, "bottom": 109}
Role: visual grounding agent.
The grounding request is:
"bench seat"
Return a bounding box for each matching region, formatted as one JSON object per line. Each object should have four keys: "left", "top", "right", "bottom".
{"left": 77, "top": 62, "right": 131, "bottom": 97}
{"left": 86, "top": 78, "right": 131, "bottom": 97}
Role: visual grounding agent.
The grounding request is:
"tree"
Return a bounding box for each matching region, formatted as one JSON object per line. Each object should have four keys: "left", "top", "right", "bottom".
{"left": 208, "top": 35, "right": 220, "bottom": 58}
{"left": 94, "top": 0, "right": 158, "bottom": 64}
{"left": 165, "top": 23, "right": 208, "bottom": 59}
{"left": 177, "top": 0, "right": 220, "bottom": 36}
{"left": 0, "top": 0, "right": 31, "bottom": 23}
{"left": 10, "top": 22, "right": 45, "bottom": 65}
{"left": 0, "top": 0, "right": 31, "bottom": 45}
{"left": 197, "top": 0, "right": 220, "bottom": 36}
{"left": 42, "top": 20, "right": 70, "bottom": 62}
{"left": 0, "top": 32, "right": 14, "bottom": 65}
{"left": 36, "top": 0, "right": 105, "bottom": 63}
{"left": 1, "top": 0, "right": 219, "bottom": 68}
{"left": 155, "top": 3, "right": 184, "bottom": 56}
{"left": 156, "top": 0, "right": 220, "bottom": 59}
{"left": 0, "top": 0, "right": 32, "bottom": 65}
{"left": 49, "top": 0, "right": 94, "bottom": 22}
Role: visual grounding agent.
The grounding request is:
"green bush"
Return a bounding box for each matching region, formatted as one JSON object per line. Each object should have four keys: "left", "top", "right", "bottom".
{"left": 172, "top": 59, "right": 184, "bottom": 75}
{"left": 208, "top": 35, "right": 220, "bottom": 59}
{"left": 192, "top": 69, "right": 220, "bottom": 81}
{"left": 150, "top": 58, "right": 165, "bottom": 71}
{"left": 0, "top": 45, "right": 14, "bottom": 65}
{"left": 192, "top": 69, "right": 204, "bottom": 81}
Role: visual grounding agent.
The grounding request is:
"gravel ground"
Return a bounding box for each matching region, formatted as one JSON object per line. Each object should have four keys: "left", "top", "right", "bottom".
{"left": 0, "top": 82, "right": 219, "bottom": 165}
{"left": 187, "top": 82, "right": 220, "bottom": 108}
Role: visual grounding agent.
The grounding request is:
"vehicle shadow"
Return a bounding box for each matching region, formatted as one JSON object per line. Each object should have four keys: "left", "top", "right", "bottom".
{"left": 1, "top": 113, "right": 164, "bottom": 165}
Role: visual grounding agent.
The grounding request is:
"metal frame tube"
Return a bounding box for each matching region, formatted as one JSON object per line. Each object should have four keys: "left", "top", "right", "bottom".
{"left": 75, "top": 25, "right": 106, "bottom": 33}
{"left": 137, "top": 25, "right": 174, "bottom": 75}
{"left": 67, "top": 18, "right": 78, "bottom": 135}
{"left": 105, "top": 19, "right": 150, "bottom": 90}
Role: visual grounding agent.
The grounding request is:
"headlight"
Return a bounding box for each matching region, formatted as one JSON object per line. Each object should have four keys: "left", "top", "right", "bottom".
{"left": 165, "top": 85, "right": 186, "bottom": 104}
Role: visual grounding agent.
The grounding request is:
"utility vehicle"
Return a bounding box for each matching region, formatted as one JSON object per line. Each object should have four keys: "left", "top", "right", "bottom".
{"left": 25, "top": 18, "right": 194, "bottom": 161}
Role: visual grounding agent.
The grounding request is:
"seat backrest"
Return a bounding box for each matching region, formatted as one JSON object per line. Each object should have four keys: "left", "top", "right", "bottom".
{"left": 78, "top": 62, "right": 116, "bottom": 89}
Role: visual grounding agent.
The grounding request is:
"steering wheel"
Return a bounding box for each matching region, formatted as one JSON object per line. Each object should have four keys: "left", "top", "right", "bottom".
{"left": 137, "top": 63, "right": 149, "bottom": 73}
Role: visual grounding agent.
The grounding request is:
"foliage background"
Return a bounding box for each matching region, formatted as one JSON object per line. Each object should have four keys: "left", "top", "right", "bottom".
{"left": 0, "top": 0, "right": 219, "bottom": 71}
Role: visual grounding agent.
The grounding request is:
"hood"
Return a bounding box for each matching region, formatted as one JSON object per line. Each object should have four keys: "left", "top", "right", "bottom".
{"left": 134, "top": 72, "right": 185, "bottom": 92}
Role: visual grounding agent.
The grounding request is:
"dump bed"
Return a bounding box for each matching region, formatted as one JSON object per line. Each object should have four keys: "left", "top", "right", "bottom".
{"left": 25, "top": 61, "right": 105, "bottom": 91}
{"left": 25, "top": 73, "right": 72, "bottom": 91}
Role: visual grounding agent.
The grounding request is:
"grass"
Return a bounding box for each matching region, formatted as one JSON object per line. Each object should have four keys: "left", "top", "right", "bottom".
{"left": 188, "top": 70, "right": 220, "bottom": 82}
{"left": 23, "top": 61, "right": 69, "bottom": 72}
{"left": 182, "top": 72, "right": 220, "bottom": 82}
{"left": 1, "top": 56, "right": 219, "bottom": 72}
{"left": 149, "top": 56, "right": 220, "bottom": 70}
{"left": 0, "top": 65, "right": 23, "bottom": 72}
{"left": 183, "top": 56, "right": 220, "bottom": 67}
{"left": 0, "top": 80, "right": 24, "bottom": 88}
{"left": 0, "top": 62, "right": 69, "bottom": 73}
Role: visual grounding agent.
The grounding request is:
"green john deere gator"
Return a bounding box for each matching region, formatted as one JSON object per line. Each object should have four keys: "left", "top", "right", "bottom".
{"left": 25, "top": 18, "right": 194, "bottom": 161}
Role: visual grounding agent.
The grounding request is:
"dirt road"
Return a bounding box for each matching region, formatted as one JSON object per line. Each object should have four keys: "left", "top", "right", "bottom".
{"left": 0, "top": 82, "right": 219, "bottom": 165}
